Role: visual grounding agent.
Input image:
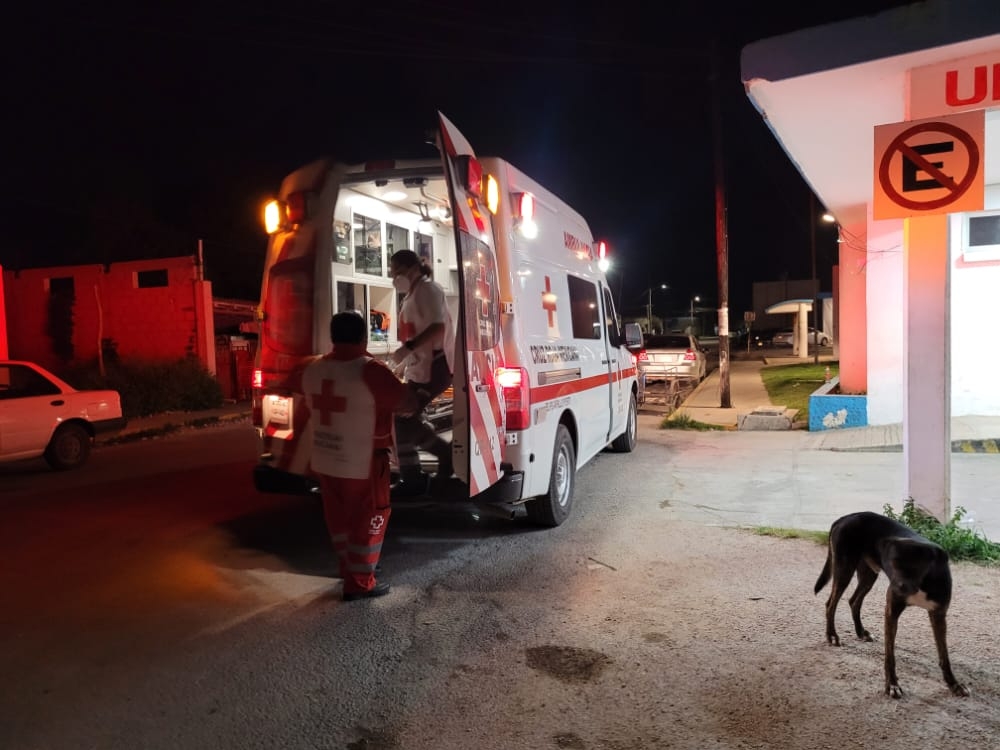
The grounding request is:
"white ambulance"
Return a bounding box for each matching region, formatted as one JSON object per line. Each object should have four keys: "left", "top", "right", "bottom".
{"left": 252, "top": 113, "right": 640, "bottom": 526}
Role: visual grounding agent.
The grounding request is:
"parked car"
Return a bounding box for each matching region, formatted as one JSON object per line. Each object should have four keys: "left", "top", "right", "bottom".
{"left": 635, "top": 333, "right": 707, "bottom": 382}
{"left": 772, "top": 328, "right": 831, "bottom": 347}
{"left": 0, "top": 360, "right": 127, "bottom": 469}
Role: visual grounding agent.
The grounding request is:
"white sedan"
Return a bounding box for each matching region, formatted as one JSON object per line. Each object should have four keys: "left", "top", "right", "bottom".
{"left": 0, "top": 360, "right": 127, "bottom": 469}
{"left": 772, "top": 328, "right": 831, "bottom": 347}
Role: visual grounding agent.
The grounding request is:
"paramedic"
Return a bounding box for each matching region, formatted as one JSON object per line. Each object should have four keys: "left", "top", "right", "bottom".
{"left": 300, "top": 311, "right": 418, "bottom": 601}
{"left": 388, "top": 248, "right": 455, "bottom": 496}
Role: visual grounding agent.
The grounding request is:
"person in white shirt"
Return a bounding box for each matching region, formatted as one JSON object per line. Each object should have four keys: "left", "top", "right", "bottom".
{"left": 388, "top": 249, "right": 455, "bottom": 496}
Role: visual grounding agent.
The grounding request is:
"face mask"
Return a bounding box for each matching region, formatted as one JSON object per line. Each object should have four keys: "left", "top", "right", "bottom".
{"left": 392, "top": 274, "right": 410, "bottom": 293}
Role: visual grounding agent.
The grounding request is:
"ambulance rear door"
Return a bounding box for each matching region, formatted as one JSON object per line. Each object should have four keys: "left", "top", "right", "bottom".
{"left": 437, "top": 113, "right": 506, "bottom": 498}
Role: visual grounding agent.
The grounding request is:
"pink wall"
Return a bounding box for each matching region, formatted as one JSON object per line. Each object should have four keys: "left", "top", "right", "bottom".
{"left": 837, "top": 220, "right": 868, "bottom": 394}
{"left": 3, "top": 256, "right": 215, "bottom": 373}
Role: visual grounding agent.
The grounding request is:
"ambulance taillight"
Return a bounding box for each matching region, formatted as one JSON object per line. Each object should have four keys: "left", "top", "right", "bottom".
{"left": 455, "top": 156, "right": 484, "bottom": 198}
{"left": 251, "top": 368, "right": 263, "bottom": 426}
{"left": 496, "top": 366, "right": 530, "bottom": 430}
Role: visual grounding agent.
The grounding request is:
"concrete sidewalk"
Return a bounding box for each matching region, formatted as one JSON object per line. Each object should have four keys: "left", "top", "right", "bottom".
{"left": 668, "top": 357, "right": 1000, "bottom": 453}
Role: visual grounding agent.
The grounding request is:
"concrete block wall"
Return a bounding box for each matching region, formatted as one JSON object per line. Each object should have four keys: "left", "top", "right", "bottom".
{"left": 3, "top": 256, "right": 214, "bottom": 373}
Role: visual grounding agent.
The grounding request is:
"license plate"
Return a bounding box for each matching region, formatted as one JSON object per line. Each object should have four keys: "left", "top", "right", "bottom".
{"left": 267, "top": 395, "right": 290, "bottom": 426}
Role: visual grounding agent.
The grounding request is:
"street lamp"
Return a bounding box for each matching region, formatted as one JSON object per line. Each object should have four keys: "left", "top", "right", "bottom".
{"left": 689, "top": 295, "right": 700, "bottom": 333}
{"left": 644, "top": 284, "right": 668, "bottom": 333}
{"left": 810, "top": 197, "right": 839, "bottom": 363}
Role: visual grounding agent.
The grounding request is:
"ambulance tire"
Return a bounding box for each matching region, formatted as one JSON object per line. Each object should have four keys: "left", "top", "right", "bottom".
{"left": 525, "top": 424, "right": 575, "bottom": 527}
{"left": 610, "top": 393, "right": 637, "bottom": 453}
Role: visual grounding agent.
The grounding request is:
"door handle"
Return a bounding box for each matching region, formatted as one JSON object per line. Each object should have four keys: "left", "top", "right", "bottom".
{"left": 601, "top": 359, "right": 609, "bottom": 365}
{"left": 475, "top": 384, "right": 490, "bottom": 393}
{"left": 50, "top": 399, "right": 65, "bottom": 406}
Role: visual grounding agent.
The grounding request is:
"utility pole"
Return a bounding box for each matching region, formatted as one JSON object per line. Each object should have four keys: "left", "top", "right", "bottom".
{"left": 646, "top": 288, "right": 653, "bottom": 333}
{"left": 810, "top": 193, "right": 820, "bottom": 364}
{"left": 711, "top": 39, "right": 731, "bottom": 408}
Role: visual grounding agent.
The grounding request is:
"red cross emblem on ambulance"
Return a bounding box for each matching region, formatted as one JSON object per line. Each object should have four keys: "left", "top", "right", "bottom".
{"left": 369, "top": 514, "right": 386, "bottom": 533}
{"left": 542, "top": 276, "right": 559, "bottom": 336}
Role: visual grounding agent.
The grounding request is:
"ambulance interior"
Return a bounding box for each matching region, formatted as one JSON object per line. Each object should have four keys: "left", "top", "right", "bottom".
{"left": 332, "top": 170, "right": 460, "bottom": 359}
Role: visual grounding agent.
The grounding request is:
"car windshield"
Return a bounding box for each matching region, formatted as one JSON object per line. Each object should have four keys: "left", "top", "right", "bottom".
{"left": 644, "top": 335, "right": 691, "bottom": 349}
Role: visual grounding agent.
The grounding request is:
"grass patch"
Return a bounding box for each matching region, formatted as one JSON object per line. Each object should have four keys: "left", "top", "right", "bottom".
{"left": 748, "top": 502, "right": 1000, "bottom": 567}
{"left": 759, "top": 361, "right": 839, "bottom": 423}
{"left": 884, "top": 499, "right": 1000, "bottom": 565}
{"left": 750, "top": 527, "right": 828, "bottom": 545}
{"left": 660, "top": 413, "right": 727, "bottom": 431}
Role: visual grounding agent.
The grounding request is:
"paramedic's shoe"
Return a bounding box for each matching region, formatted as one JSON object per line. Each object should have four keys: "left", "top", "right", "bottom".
{"left": 343, "top": 581, "right": 391, "bottom": 602}
{"left": 391, "top": 472, "right": 430, "bottom": 498}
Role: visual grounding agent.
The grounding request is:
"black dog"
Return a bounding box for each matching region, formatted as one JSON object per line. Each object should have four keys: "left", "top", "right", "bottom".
{"left": 814, "top": 511, "right": 969, "bottom": 698}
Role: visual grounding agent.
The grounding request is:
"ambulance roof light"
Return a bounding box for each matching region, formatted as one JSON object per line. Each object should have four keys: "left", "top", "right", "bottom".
{"left": 517, "top": 193, "right": 534, "bottom": 220}
{"left": 597, "top": 239, "right": 610, "bottom": 272}
{"left": 263, "top": 200, "right": 283, "bottom": 235}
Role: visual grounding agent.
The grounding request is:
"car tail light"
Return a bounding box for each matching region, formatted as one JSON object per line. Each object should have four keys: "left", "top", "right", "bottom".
{"left": 684, "top": 349, "right": 697, "bottom": 361}
{"left": 496, "top": 366, "right": 529, "bottom": 430}
{"left": 635, "top": 349, "right": 648, "bottom": 362}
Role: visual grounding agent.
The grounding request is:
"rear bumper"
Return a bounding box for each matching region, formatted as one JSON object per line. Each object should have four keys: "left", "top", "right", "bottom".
{"left": 473, "top": 467, "right": 524, "bottom": 504}
{"left": 640, "top": 365, "right": 697, "bottom": 380}
{"left": 92, "top": 416, "right": 128, "bottom": 434}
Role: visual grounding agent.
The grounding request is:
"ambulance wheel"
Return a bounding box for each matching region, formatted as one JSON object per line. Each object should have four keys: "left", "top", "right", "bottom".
{"left": 525, "top": 425, "right": 575, "bottom": 527}
{"left": 610, "top": 393, "right": 637, "bottom": 453}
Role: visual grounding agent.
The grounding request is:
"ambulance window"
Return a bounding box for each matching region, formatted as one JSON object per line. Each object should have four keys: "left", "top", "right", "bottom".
{"left": 603, "top": 288, "right": 623, "bottom": 346}
{"left": 386, "top": 223, "right": 409, "bottom": 262}
{"left": 262, "top": 267, "right": 313, "bottom": 356}
{"left": 567, "top": 275, "right": 601, "bottom": 340}
{"left": 353, "top": 214, "right": 383, "bottom": 276}
{"left": 415, "top": 231, "right": 433, "bottom": 269}
{"left": 334, "top": 220, "right": 351, "bottom": 264}
{"left": 460, "top": 233, "right": 500, "bottom": 351}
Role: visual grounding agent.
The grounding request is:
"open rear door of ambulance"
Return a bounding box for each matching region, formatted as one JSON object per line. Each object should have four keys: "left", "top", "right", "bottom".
{"left": 437, "top": 113, "right": 510, "bottom": 501}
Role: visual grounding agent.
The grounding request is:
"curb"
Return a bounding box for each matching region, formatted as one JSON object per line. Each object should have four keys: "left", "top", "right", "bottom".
{"left": 98, "top": 411, "right": 252, "bottom": 446}
{"left": 833, "top": 439, "right": 1000, "bottom": 454}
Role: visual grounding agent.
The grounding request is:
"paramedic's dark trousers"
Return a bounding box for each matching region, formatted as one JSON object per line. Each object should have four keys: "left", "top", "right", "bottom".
{"left": 395, "top": 352, "right": 452, "bottom": 480}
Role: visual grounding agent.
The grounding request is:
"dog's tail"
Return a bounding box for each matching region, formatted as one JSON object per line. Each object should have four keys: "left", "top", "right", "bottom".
{"left": 814, "top": 548, "right": 832, "bottom": 595}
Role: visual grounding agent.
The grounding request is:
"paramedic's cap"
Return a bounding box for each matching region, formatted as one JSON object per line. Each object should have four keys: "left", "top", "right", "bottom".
{"left": 330, "top": 311, "right": 366, "bottom": 344}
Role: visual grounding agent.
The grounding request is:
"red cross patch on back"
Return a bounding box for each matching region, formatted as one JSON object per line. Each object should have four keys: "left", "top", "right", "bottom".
{"left": 311, "top": 378, "right": 347, "bottom": 426}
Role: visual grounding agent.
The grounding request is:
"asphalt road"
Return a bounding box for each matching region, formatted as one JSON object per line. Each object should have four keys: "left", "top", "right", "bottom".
{"left": 4, "top": 419, "right": 995, "bottom": 749}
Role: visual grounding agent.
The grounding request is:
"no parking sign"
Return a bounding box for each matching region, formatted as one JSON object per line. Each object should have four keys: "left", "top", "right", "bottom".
{"left": 873, "top": 110, "right": 984, "bottom": 220}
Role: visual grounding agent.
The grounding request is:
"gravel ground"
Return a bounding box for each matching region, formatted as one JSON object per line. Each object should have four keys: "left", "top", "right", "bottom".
{"left": 391, "top": 521, "right": 1000, "bottom": 750}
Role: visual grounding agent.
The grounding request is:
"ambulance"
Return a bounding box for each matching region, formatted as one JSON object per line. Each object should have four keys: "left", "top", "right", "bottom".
{"left": 252, "top": 113, "right": 640, "bottom": 526}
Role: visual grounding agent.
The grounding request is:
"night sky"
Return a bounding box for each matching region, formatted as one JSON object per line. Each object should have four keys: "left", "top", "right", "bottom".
{"left": 6, "top": 1, "right": 914, "bottom": 320}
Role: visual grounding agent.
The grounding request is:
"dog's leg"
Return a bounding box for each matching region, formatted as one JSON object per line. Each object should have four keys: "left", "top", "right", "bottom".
{"left": 848, "top": 564, "right": 877, "bottom": 642}
{"left": 928, "top": 609, "right": 970, "bottom": 697}
{"left": 824, "top": 566, "right": 852, "bottom": 646}
{"left": 883, "top": 595, "right": 906, "bottom": 698}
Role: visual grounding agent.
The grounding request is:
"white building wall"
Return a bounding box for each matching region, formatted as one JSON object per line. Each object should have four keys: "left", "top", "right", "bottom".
{"left": 866, "top": 213, "right": 905, "bottom": 426}
{"left": 950, "top": 183, "right": 1000, "bottom": 416}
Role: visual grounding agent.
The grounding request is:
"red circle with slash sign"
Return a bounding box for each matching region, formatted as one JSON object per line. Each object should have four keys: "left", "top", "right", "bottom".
{"left": 878, "top": 121, "right": 980, "bottom": 211}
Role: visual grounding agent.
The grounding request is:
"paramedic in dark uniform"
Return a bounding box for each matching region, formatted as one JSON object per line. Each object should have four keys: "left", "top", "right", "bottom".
{"left": 300, "top": 311, "right": 417, "bottom": 601}
{"left": 388, "top": 249, "right": 455, "bottom": 496}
